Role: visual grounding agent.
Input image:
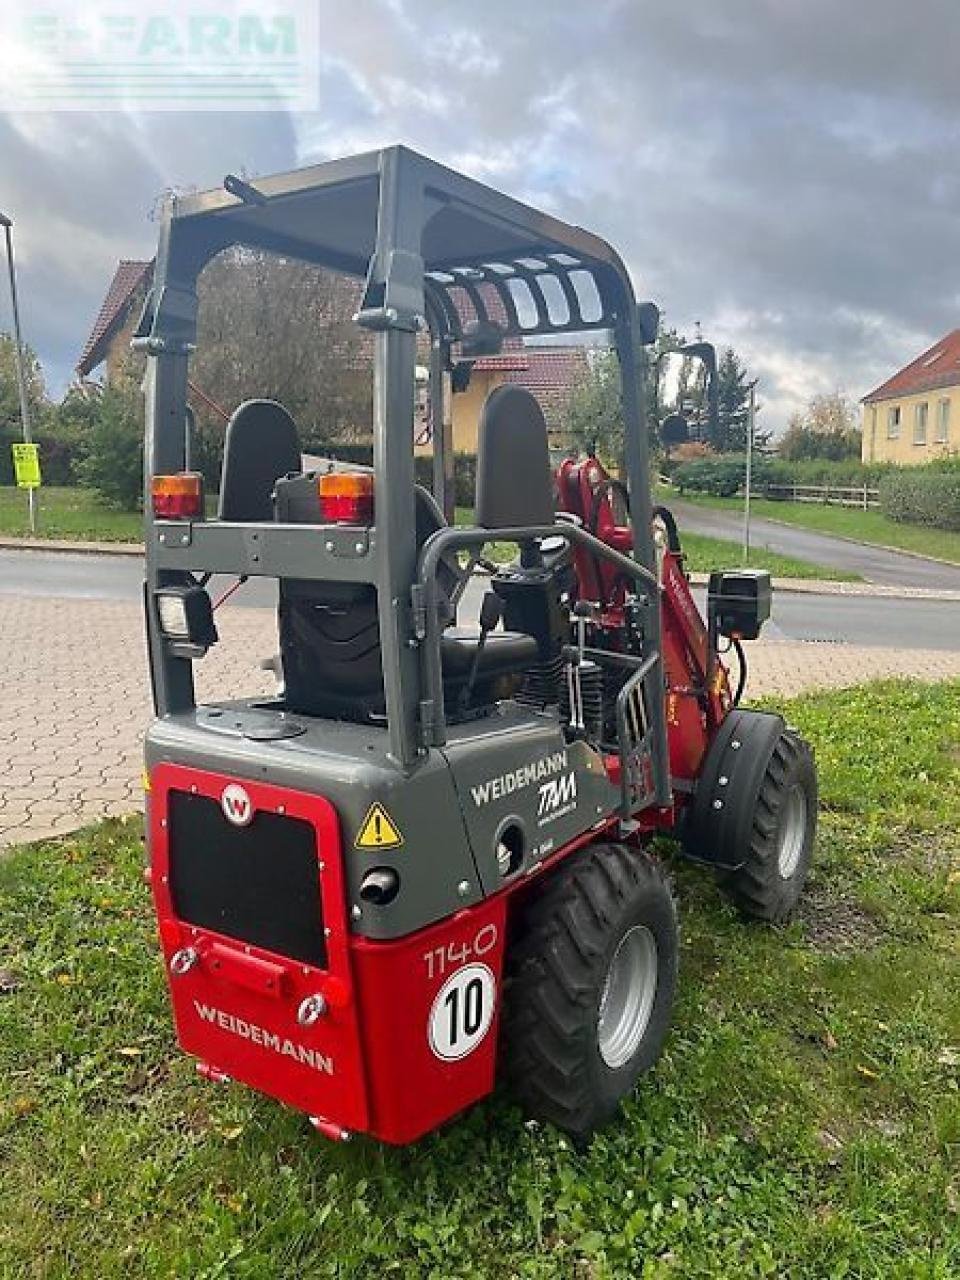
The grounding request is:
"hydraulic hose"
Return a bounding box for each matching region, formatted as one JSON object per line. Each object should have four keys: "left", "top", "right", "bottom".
{"left": 732, "top": 637, "right": 747, "bottom": 706}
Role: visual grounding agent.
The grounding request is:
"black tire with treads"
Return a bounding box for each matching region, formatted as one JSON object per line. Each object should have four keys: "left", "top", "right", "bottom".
{"left": 719, "top": 729, "right": 817, "bottom": 922}
{"left": 501, "top": 842, "right": 678, "bottom": 1142}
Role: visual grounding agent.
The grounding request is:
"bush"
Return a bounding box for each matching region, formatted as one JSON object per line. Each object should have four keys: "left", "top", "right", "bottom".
{"left": 673, "top": 454, "right": 891, "bottom": 498}
{"left": 772, "top": 458, "right": 891, "bottom": 489}
{"left": 673, "top": 455, "right": 779, "bottom": 497}
{"left": 879, "top": 464, "right": 960, "bottom": 531}
{"left": 77, "top": 386, "right": 144, "bottom": 511}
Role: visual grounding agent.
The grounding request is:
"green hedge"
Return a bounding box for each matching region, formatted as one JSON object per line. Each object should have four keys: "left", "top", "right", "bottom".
{"left": 879, "top": 460, "right": 960, "bottom": 531}
{"left": 672, "top": 455, "right": 769, "bottom": 497}
{"left": 673, "top": 455, "right": 891, "bottom": 498}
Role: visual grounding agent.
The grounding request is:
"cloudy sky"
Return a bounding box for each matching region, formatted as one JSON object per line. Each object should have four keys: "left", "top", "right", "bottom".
{"left": 2, "top": 0, "right": 959, "bottom": 432}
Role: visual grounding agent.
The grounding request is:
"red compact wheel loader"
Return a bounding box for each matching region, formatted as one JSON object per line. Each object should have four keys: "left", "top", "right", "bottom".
{"left": 141, "top": 147, "right": 817, "bottom": 1144}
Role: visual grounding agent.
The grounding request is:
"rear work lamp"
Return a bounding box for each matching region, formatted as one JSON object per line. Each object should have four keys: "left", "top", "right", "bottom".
{"left": 155, "top": 585, "right": 218, "bottom": 657}
{"left": 152, "top": 472, "right": 204, "bottom": 520}
{"left": 318, "top": 472, "right": 374, "bottom": 525}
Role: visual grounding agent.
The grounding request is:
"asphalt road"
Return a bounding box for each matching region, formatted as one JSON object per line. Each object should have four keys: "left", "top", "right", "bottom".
{"left": 2, "top": 548, "right": 958, "bottom": 650}
{"left": 669, "top": 498, "right": 960, "bottom": 591}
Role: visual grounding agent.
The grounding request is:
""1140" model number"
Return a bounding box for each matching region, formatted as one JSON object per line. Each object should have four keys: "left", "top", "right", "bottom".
{"left": 422, "top": 922, "right": 498, "bottom": 980}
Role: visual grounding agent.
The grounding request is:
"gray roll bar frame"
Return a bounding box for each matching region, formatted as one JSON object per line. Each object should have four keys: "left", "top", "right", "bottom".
{"left": 141, "top": 145, "right": 670, "bottom": 805}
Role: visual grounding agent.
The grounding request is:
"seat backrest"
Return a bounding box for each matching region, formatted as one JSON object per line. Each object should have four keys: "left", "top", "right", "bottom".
{"left": 475, "top": 385, "right": 554, "bottom": 529}
{"left": 218, "top": 400, "right": 301, "bottom": 522}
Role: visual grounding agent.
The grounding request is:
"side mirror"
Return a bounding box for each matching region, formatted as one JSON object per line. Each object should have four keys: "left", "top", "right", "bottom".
{"left": 661, "top": 412, "right": 689, "bottom": 447}
{"left": 461, "top": 320, "right": 505, "bottom": 358}
{"left": 636, "top": 301, "right": 660, "bottom": 346}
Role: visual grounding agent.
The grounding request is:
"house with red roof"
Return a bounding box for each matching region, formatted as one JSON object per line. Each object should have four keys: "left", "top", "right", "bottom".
{"left": 77, "top": 259, "right": 153, "bottom": 383}
{"left": 78, "top": 259, "right": 588, "bottom": 451}
{"left": 861, "top": 329, "right": 959, "bottom": 464}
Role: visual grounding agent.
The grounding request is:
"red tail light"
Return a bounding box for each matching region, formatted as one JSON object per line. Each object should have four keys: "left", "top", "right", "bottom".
{"left": 318, "top": 472, "right": 374, "bottom": 525}
{"left": 152, "top": 472, "right": 204, "bottom": 520}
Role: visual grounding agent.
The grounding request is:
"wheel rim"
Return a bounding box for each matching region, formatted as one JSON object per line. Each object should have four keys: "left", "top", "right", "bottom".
{"left": 597, "top": 925, "right": 658, "bottom": 1069}
{"left": 777, "top": 784, "right": 807, "bottom": 879}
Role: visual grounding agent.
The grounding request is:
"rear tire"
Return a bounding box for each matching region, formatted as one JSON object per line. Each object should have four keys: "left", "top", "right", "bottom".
{"left": 719, "top": 729, "right": 817, "bottom": 922}
{"left": 502, "top": 842, "right": 678, "bottom": 1142}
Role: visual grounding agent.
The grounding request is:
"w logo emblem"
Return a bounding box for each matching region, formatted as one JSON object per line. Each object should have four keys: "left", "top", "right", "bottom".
{"left": 221, "top": 784, "right": 253, "bottom": 826}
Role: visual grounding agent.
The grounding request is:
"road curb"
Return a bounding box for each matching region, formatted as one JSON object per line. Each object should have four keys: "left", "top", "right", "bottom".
{"left": 0, "top": 537, "right": 144, "bottom": 556}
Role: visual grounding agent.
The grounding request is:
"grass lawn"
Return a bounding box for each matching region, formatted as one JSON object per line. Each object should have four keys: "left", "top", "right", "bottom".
{"left": 0, "top": 484, "right": 142, "bottom": 542}
{"left": 663, "top": 486, "right": 960, "bottom": 566}
{"left": 1, "top": 680, "right": 958, "bottom": 1276}
{"left": 455, "top": 507, "right": 856, "bottom": 581}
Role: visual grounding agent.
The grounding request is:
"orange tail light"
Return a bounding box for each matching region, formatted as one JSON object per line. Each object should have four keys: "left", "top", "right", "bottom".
{"left": 152, "top": 472, "right": 204, "bottom": 520}
{"left": 318, "top": 472, "right": 374, "bottom": 525}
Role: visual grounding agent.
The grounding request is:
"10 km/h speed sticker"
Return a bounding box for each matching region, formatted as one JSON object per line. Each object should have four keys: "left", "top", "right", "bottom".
{"left": 428, "top": 964, "right": 496, "bottom": 1061}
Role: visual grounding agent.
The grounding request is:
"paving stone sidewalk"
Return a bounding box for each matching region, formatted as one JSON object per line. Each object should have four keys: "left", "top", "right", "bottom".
{"left": 2, "top": 595, "right": 959, "bottom": 848}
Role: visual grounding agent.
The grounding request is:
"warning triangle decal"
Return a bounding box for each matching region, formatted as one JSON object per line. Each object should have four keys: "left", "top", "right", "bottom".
{"left": 355, "top": 802, "right": 404, "bottom": 850}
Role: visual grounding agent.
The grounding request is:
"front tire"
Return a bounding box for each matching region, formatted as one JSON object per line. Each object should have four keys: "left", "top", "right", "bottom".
{"left": 502, "top": 843, "right": 678, "bottom": 1142}
{"left": 719, "top": 729, "right": 817, "bottom": 922}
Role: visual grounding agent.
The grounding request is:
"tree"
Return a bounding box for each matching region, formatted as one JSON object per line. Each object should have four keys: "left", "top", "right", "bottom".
{"left": 566, "top": 349, "right": 626, "bottom": 461}
{"left": 779, "top": 391, "right": 861, "bottom": 461}
{"left": 191, "top": 248, "right": 373, "bottom": 452}
{"left": 0, "top": 332, "right": 47, "bottom": 483}
{"left": 567, "top": 327, "right": 687, "bottom": 466}
{"left": 714, "top": 346, "right": 769, "bottom": 453}
{"left": 77, "top": 368, "right": 144, "bottom": 510}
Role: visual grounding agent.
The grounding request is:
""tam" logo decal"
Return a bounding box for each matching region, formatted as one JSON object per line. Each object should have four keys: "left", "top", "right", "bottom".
{"left": 221, "top": 783, "right": 253, "bottom": 826}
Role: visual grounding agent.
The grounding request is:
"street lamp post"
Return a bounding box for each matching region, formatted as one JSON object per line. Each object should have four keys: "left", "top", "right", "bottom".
{"left": 0, "top": 210, "right": 37, "bottom": 534}
{"left": 742, "top": 379, "right": 758, "bottom": 562}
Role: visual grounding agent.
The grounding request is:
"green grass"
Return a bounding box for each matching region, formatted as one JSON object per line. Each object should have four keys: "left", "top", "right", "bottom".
{"left": 456, "top": 506, "right": 856, "bottom": 580}
{"left": 0, "top": 484, "right": 143, "bottom": 542}
{"left": 664, "top": 486, "right": 960, "bottom": 566}
{"left": 2, "top": 681, "right": 958, "bottom": 1276}
{"left": 678, "top": 531, "right": 857, "bottom": 580}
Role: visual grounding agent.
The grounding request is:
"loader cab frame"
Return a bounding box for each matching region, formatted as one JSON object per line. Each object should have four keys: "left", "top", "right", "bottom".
{"left": 140, "top": 145, "right": 668, "bottom": 803}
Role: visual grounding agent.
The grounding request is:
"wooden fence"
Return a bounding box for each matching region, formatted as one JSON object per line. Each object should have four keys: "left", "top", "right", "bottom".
{"left": 764, "top": 483, "right": 880, "bottom": 510}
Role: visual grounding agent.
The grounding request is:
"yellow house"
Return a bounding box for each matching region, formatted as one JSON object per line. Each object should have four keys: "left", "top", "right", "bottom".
{"left": 416, "top": 343, "right": 588, "bottom": 457}
{"left": 862, "top": 329, "right": 960, "bottom": 464}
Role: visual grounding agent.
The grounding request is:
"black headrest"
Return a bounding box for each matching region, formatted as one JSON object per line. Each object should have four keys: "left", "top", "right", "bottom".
{"left": 475, "top": 385, "right": 553, "bottom": 529}
{"left": 218, "top": 400, "right": 301, "bottom": 522}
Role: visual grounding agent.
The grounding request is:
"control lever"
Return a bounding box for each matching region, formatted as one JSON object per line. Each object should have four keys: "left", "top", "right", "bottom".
{"left": 460, "top": 592, "right": 504, "bottom": 709}
{"left": 564, "top": 600, "right": 597, "bottom": 734}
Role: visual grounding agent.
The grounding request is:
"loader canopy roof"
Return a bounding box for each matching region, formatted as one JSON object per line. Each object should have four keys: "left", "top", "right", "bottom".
{"left": 159, "top": 145, "right": 635, "bottom": 343}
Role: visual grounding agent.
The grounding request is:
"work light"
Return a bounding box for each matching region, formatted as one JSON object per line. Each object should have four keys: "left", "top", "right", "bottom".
{"left": 155, "top": 585, "right": 218, "bottom": 656}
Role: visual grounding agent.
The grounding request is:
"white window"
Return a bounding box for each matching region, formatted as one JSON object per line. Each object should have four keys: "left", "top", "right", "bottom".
{"left": 936, "top": 398, "right": 951, "bottom": 443}
{"left": 914, "top": 401, "right": 928, "bottom": 445}
{"left": 887, "top": 405, "right": 901, "bottom": 438}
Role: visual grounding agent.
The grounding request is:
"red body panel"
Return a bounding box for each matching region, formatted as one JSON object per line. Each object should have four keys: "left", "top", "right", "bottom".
{"left": 149, "top": 764, "right": 508, "bottom": 1144}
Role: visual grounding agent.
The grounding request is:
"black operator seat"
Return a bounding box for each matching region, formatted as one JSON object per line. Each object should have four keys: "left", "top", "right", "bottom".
{"left": 274, "top": 458, "right": 535, "bottom": 723}
{"left": 474, "top": 384, "right": 570, "bottom": 672}
{"left": 218, "top": 400, "right": 302, "bottom": 521}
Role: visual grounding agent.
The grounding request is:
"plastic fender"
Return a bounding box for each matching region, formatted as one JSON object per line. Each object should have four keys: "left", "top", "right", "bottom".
{"left": 680, "top": 708, "right": 785, "bottom": 869}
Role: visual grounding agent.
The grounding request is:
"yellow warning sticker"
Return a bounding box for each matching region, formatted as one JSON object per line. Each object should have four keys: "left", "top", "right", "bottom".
{"left": 355, "top": 802, "right": 404, "bottom": 850}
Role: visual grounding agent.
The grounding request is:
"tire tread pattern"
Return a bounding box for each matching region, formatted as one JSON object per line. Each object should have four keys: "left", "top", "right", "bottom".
{"left": 720, "top": 729, "right": 817, "bottom": 922}
{"left": 502, "top": 842, "right": 677, "bottom": 1139}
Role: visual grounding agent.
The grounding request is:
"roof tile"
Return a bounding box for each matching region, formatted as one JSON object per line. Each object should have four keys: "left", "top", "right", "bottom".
{"left": 77, "top": 259, "right": 153, "bottom": 376}
{"left": 863, "top": 328, "right": 960, "bottom": 403}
